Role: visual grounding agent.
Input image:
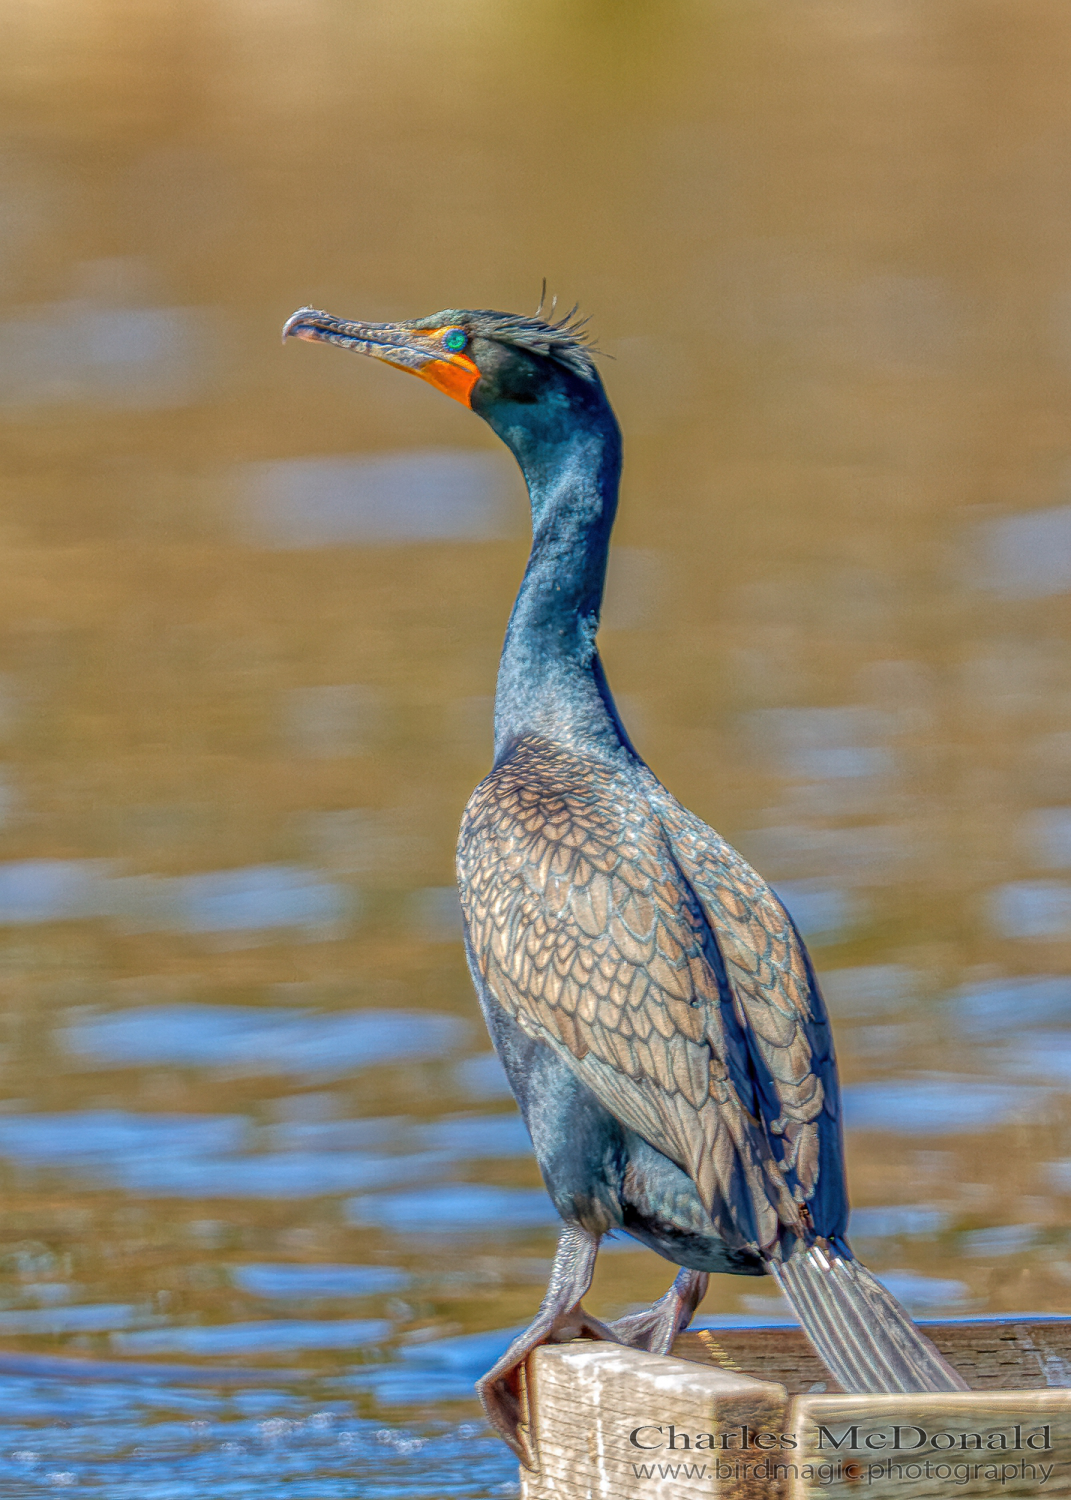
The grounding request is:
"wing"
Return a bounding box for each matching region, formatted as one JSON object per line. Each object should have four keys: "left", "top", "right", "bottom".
{"left": 647, "top": 776, "right": 846, "bottom": 1238}
{"left": 457, "top": 734, "right": 809, "bottom": 1256}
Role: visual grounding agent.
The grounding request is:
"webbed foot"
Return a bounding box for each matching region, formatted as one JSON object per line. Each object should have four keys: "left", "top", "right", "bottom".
{"left": 604, "top": 1267, "right": 708, "bottom": 1355}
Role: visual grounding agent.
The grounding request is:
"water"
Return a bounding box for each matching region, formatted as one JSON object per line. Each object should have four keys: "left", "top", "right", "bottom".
{"left": 0, "top": 1357, "right": 508, "bottom": 1498}
{"left": 0, "top": 1, "right": 1069, "bottom": 1494}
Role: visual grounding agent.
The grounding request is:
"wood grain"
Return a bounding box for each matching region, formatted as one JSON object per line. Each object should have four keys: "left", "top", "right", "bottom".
{"left": 786, "top": 1390, "right": 1071, "bottom": 1498}
{"left": 672, "top": 1317, "right": 1071, "bottom": 1394}
{"left": 521, "top": 1341, "right": 788, "bottom": 1499}
{"left": 521, "top": 1322, "right": 1071, "bottom": 1497}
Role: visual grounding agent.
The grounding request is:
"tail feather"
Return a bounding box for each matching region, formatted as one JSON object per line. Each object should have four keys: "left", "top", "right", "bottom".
{"left": 772, "top": 1243, "right": 969, "bottom": 1393}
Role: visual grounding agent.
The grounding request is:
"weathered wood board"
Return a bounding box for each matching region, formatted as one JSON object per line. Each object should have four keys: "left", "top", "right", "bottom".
{"left": 786, "top": 1390, "right": 1071, "bottom": 1498}
{"left": 674, "top": 1317, "right": 1071, "bottom": 1394}
{"left": 520, "top": 1343, "right": 786, "bottom": 1500}
{"left": 521, "top": 1319, "right": 1071, "bottom": 1499}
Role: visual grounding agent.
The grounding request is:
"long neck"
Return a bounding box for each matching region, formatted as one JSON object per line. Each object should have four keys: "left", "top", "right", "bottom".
{"left": 493, "top": 416, "right": 635, "bottom": 765}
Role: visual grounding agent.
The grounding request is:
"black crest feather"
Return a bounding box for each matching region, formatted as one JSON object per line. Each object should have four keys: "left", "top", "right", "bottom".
{"left": 415, "top": 297, "right": 599, "bottom": 381}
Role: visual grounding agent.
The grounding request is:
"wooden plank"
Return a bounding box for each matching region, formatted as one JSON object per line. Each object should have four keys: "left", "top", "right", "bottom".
{"left": 786, "top": 1390, "right": 1071, "bottom": 1498}
{"left": 519, "top": 1322, "right": 1071, "bottom": 1497}
{"left": 521, "top": 1342, "right": 788, "bottom": 1500}
{"left": 673, "top": 1326, "right": 834, "bottom": 1395}
{"left": 672, "top": 1317, "right": 1071, "bottom": 1394}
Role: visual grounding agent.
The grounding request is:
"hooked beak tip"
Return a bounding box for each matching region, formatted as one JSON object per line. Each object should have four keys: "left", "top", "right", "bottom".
{"left": 282, "top": 307, "right": 323, "bottom": 345}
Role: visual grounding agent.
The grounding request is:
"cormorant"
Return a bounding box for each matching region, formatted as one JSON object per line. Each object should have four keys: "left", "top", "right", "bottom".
{"left": 283, "top": 299, "right": 968, "bottom": 1463}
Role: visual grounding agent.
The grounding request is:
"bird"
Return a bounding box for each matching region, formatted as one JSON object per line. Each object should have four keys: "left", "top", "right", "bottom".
{"left": 283, "top": 297, "right": 968, "bottom": 1464}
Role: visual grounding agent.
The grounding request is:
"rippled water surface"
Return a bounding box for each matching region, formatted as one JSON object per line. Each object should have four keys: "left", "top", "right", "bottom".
{"left": 0, "top": 1, "right": 1070, "bottom": 1493}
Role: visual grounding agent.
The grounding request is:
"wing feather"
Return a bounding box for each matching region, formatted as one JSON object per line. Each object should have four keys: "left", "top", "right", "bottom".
{"left": 457, "top": 734, "right": 844, "bottom": 1256}
{"left": 647, "top": 776, "right": 843, "bottom": 1223}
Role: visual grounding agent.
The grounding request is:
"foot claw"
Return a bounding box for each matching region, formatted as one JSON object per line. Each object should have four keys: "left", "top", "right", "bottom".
{"left": 476, "top": 1300, "right": 622, "bottom": 1466}
{"left": 477, "top": 1364, "right": 532, "bottom": 1466}
{"left": 605, "top": 1307, "right": 676, "bottom": 1355}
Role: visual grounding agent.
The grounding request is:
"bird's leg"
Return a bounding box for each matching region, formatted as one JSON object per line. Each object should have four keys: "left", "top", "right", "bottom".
{"left": 477, "top": 1221, "right": 617, "bottom": 1467}
{"left": 604, "top": 1267, "right": 709, "bottom": 1355}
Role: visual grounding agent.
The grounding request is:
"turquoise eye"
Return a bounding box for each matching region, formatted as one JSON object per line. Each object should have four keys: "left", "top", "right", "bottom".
{"left": 443, "top": 328, "right": 468, "bottom": 352}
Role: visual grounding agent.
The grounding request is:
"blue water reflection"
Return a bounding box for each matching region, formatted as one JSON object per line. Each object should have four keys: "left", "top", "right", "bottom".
{"left": 1006, "top": 1033, "right": 1071, "bottom": 1083}
{"left": 849, "top": 1206, "right": 950, "bottom": 1239}
{"left": 961, "top": 1225, "right": 1038, "bottom": 1257}
{"left": 0, "top": 300, "right": 209, "bottom": 410}
{"left": 234, "top": 1265, "right": 410, "bottom": 1299}
{"left": 61, "top": 1006, "right": 469, "bottom": 1075}
{"left": 877, "top": 1272, "right": 968, "bottom": 1310}
{"left": 267, "top": 1119, "right": 407, "bottom": 1151}
{"left": 352, "top": 1367, "right": 494, "bottom": 1406}
{"left": 0, "top": 860, "right": 104, "bottom": 923}
{"left": 398, "top": 1329, "right": 522, "bottom": 1374}
{"left": 412, "top": 1115, "right": 530, "bottom": 1158}
{"left": 454, "top": 1054, "right": 512, "bottom": 1099}
{"left": 991, "top": 883, "right": 1071, "bottom": 940}
{"left": 111, "top": 1151, "right": 449, "bottom": 1199}
{"left": 19, "top": 1285, "right": 74, "bottom": 1306}
{"left": 406, "top": 887, "right": 465, "bottom": 941}
{"left": 0, "top": 860, "right": 354, "bottom": 937}
{"left": 0, "top": 1306, "right": 143, "bottom": 1335}
{"left": 693, "top": 1312, "right": 797, "bottom": 1328}
{"left": 104, "top": 866, "right": 354, "bottom": 935}
{"left": 241, "top": 451, "right": 517, "bottom": 547}
{"left": 347, "top": 1185, "right": 557, "bottom": 1235}
{"left": 114, "top": 1320, "right": 391, "bottom": 1356}
{"left": 0, "top": 1106, "right": 529, "bottom": 1198}
{"left": 953, "top": 975, "right": 1071, "bottom": 1033}
{"left": 744, "top": 824, "right": 908, "bottom": 886}
{"left": 0, "top": 1360, "right": 515, "bottom": 1498}
{"left": 773, "top": 881, "right": 855, "bottom": 942}
{"left": 352, "top": 1327, "right": 524, "bottom": 1406}
{"left": 1046, "top": 1162, "right": 1071, "bottom": 1193}
{"left": 745, "top": 707, "right": 897, "bottom": 780}
{"left": 272, "top": 1111, "right": 530, "bottom": 1159}
{"left": 1022, "top": 808, "right": 1071, "bottom": 869}
{"left": 973, "top": 504, "right": 1071, "bottom": 597}
{"left": 817, "top": 965, "right": 915, "bottom": 1018}
{"left": 0, "top": 1111, "right": 247, "bottom": 1163}
{"left": 842, "top": 1077, "right": 1050, "bottom": 1132}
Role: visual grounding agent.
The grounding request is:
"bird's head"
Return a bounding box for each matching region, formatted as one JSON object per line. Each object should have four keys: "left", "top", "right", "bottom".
{"left": 283, "top": 301, "right": 617, "bottom": 475}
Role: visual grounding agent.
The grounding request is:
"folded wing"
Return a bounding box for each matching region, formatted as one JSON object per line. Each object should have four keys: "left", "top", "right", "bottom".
{"left": 458, "top": 735, "right": 842, "bottom": 1256}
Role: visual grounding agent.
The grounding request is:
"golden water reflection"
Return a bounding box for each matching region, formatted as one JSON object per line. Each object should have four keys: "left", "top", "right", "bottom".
{"left": 0, "top": 1, "right": 1069, "bottom": 1492}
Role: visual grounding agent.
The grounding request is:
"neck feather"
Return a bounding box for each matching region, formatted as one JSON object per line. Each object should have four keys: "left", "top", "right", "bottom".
{"left": 493, "top": 416, "right": 635, "bottom": 764}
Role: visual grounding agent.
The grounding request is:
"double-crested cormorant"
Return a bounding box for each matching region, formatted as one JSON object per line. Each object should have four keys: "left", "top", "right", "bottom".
{"left": 283, "top": 300, "right": 968, "bottom": 1463}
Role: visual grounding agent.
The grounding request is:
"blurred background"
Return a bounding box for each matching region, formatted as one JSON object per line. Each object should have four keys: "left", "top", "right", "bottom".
{"left": 0, "top": 0, "right": 1068, "bottom": 1494}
